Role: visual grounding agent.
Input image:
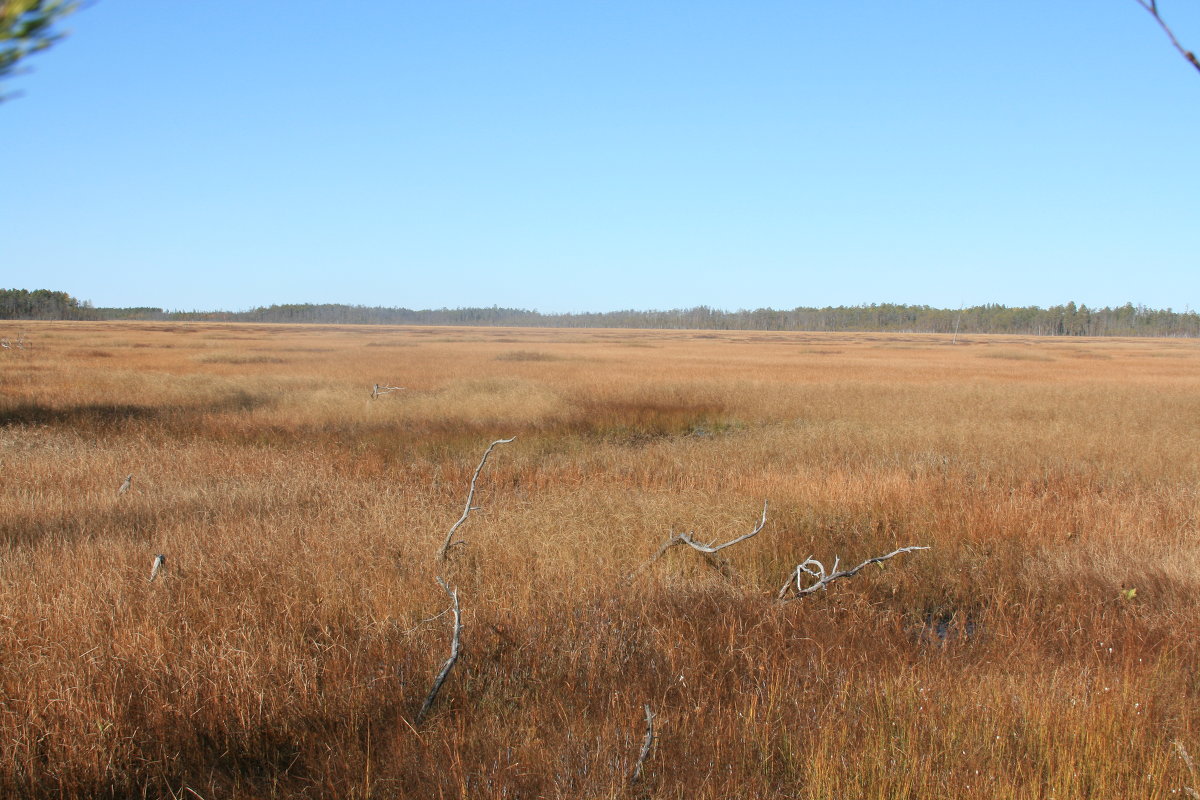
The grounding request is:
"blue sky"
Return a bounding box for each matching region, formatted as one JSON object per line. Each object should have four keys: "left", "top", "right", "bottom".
{"left": 2, "top": 2, "right": 1198, "bottom": 313}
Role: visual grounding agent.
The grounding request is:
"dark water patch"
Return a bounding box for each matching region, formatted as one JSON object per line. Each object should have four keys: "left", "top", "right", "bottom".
{"left": 916, "top": 612, "right": 981, "bottom": 646}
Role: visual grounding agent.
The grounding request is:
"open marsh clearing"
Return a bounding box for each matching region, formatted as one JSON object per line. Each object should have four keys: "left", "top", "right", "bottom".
{"left": 1, "top": 322, "right": 1199, "bottom": 798}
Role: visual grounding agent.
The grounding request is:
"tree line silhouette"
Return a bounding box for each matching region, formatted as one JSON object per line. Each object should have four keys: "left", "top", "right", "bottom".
{"left": 2, "top": 289, "right": 1197, "bottom": 337}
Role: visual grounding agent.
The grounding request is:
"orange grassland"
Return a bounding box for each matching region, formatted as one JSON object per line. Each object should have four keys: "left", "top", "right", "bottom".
{"left": 1, "top": 321, "right": 1199, "bottom": 799}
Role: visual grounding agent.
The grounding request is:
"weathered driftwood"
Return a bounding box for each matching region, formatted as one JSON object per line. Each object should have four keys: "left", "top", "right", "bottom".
{"left": 436, "top": 437, "right": 516, "bottom": 561}
{"left": 629, "top": 500, "right": 768, "bottom": 580}
{"left": 148, "top": 553, "right": 167, "bottom": 582}
{"left": 370, "top": 383, "right": 405, "bottom": 399}
{"left": 629, "top": 704, "right": 656, "bottom": 786}
{"left": 777, "top": 545, "right": 929, "bottom": 600}
{"left": 1176, "top": 740, "right": 1200, "bottom": 799}
{"left": 416, "top": 577, "right": 463, "bottom": 724}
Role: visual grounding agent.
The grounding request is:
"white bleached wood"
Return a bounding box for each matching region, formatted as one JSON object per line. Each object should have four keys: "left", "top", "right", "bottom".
{"left": 630, "top": 500, "right": 768, "bottom": 580}
{"left": 148, "top": 554, "right": 167, "bottom": 582}
{"left": 629, "top": 704, "right": 656, "bottom": 786}
{"left": 370, "top": 383, "right": 405, "bottom": 399}
{"left": 1176, "top": 740, "right": 1200, "bottom": 798}
{"left": 436, "top": 437, "right": 515, "bottom": 561}
{"left": 778, "top": 546, "right": 928, "bottom": 600}
{"left": 416, "top": 577, "right": 462, "bottom": 724}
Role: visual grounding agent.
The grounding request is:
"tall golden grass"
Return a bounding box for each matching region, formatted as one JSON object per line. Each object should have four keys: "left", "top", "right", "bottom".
{"left": 1, "top": 321, "right": 1198, "bottom": 798}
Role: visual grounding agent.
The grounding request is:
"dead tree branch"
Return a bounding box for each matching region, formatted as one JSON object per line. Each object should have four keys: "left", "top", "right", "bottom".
{"left": 416, "top": 577, "right": 463, "bottom": 724}
{"left": 370, "top": 383, "right": 405, "bottom": 399}
{"left": 1176, "top": 740, "right": 1200, "bottom": 798}
{"left": 629, "top": 500, "right": 768, "bottom": 580}
{"left": 436, "top": 437, "right": 516, "bottom": 561}
{"left": 628, "top": 704, "right": 656, "bottom": 786}
{"left": 778, "top": 545, "right": 929, "bottom": 600}
{"left": 1135, "top": 0, "right": 1200, "bottom": 73}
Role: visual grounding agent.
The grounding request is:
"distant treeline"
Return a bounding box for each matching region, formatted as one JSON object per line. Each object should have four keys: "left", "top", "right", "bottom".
{"left": 2, "top": 289, "right": 1197, "bottom": 337}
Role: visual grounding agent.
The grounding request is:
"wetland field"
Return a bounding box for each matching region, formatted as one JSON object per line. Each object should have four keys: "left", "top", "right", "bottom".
{"left": 1, "top": 321, "right": 1199, "bottom": 799}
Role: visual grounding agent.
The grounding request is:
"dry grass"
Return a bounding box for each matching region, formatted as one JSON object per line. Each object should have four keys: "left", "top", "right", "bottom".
{"left": 1, "top": 322, "right": 1199, "bottom": 798}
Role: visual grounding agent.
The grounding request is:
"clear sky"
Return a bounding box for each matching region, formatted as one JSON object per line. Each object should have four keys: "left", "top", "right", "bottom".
{"left": 2, "top": 2, "right": 1198, "bottom": 314}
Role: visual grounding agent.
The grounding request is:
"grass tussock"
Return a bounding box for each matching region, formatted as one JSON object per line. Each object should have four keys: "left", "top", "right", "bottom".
{"left": 494, "top": 349, "right": 562, "bottom": 362}
{"left": 1, "top": 322, "right": 1199, "bottom": 798}
{"left": 978, "top": 348, "right": 1056, "bottom": 362}
{"left": 195, "top": 353, "right": 290, "bottom": 365}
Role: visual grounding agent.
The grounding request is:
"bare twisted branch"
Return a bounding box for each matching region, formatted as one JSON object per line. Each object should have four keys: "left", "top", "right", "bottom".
{"left": 629, "top": 500, "right": 768, "bottom": 580}
{"left": 370, "top": 383, "right": 405, "bottom": 399}
{"left": 629, "top": 704, "right": 656, "bottom": 786}
{"left": 778, "top": 545, "right": 929, "bottom": 600}
{"left": 416, "top": 577, "right": 463, "bottom": 724}
{"left": 148, "top": 553, "right": 166, "bottom": 583}
{"left": 1176, "top": 740, "right": 1200, "bottom": 798}
{"left": 436, "top": 437, "right": 515, "bottom": 561}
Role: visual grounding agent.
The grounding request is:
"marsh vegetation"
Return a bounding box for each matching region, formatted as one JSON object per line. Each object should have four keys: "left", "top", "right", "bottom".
{"left": 1, "top": 322, "right": 1198, "bottom": 798}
